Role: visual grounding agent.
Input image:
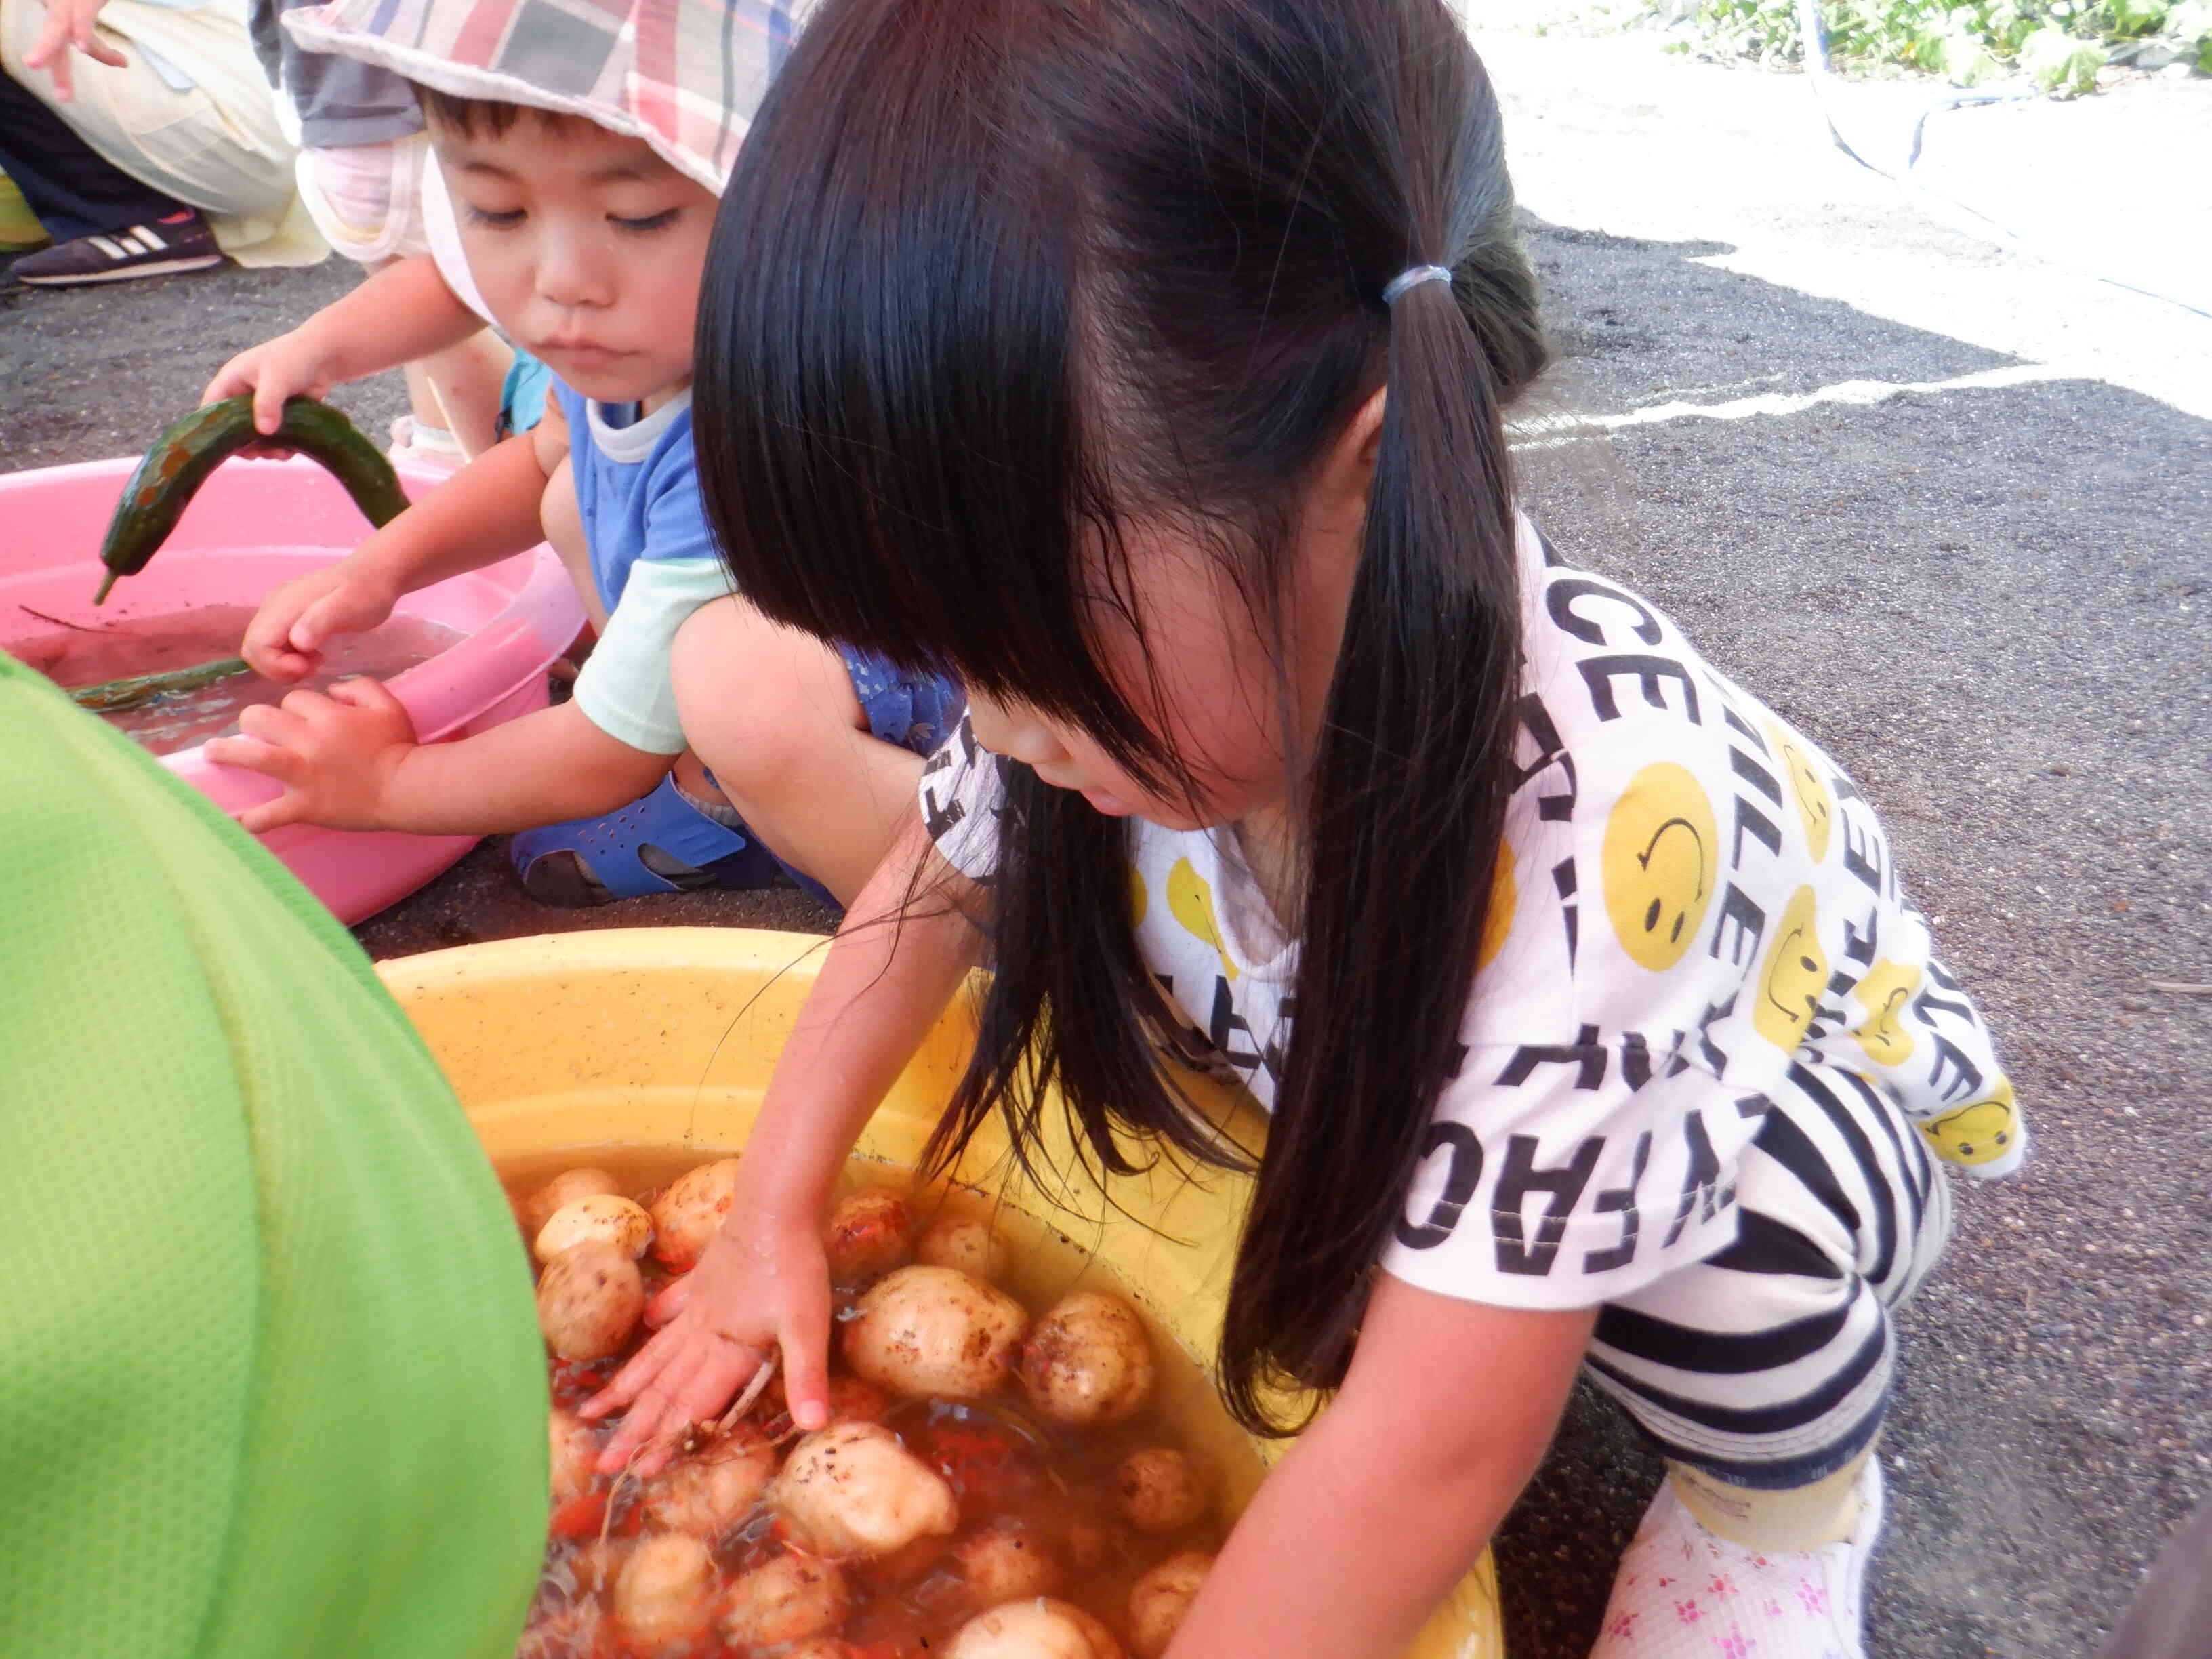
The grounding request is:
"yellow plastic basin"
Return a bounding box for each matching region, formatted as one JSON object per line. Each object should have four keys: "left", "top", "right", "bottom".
{"left": 378, "top": 926, "right": 1502, "bottom": 1658}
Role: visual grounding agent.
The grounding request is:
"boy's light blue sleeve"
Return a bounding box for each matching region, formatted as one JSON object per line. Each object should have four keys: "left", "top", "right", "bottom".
{"left": 569, "top": 559, "right": 734, "bottom": 755}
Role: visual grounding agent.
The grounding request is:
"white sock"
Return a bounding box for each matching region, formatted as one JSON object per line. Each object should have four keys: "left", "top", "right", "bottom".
{"left": 1665, "top": 1443, "right": 1875, "bottom": 1553}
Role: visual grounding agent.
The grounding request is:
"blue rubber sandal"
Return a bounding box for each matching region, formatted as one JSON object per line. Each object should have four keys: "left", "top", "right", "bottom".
{"left": 510, "top": 772, "right": 787, "bottom": 906}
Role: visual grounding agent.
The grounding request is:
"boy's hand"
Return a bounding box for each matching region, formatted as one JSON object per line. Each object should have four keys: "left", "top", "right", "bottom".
{"left": 202, "top": 331, "right": 345, "bottom": 455}
{"left": 581, "top": 1214, "right": 834, "bottom": 1477}
{"left": 22, "top": 0, "right": 126, "bottom": 101}
{"left": 241, "top": 563, "right": 398, "bottom": 681}
{"left": 203, "top": 679, "right": 417, "bottom": 834}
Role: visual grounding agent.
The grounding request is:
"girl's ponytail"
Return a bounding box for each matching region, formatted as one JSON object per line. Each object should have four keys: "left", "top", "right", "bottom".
{"left": 1217, "top": 26, "right": 1551, "bottom": 1429}
{"left": 1223, "top": 210, "right": 1544, "bottom": 1427}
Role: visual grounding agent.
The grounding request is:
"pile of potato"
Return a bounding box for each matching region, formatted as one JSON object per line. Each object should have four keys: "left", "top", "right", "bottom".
{"left": 518, "top": 1160, "right": 1221, "bottom": 1659}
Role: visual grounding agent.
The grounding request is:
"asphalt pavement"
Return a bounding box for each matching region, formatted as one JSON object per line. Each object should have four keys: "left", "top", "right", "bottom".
{"left": 3, "top": 24, "right": 2207, "bottom": 1659}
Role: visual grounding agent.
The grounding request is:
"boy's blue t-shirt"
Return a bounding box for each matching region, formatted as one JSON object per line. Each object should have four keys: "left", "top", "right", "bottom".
{"left": 552, "top": 378, "right": 735, "bottom": 755}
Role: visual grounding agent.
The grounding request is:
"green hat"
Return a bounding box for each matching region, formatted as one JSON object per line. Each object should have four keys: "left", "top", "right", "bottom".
{"left": 0, "top": 653, "right": 545, "bottom": 1659}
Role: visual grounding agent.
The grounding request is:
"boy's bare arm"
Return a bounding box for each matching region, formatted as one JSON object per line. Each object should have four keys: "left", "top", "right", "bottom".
{"left": 209, "top": 684, "right": 672, "bottom": 837}
{"left": 241, "top": 412, "right": 566, "bottom": 682}
{"left": 203, "top": 257, "right": 489, "bottom": 434}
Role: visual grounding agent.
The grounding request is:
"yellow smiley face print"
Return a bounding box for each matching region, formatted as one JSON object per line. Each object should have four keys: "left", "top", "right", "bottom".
{"left": 1768, "top": 722, "right": 1835, "bottom": 864}
{"left": 1168, "top": 856, "right": 1237, "bottom": 983}
{"left": 1603, "top": 763, "right": 1719, "bottom": 972}
{"left": 1852, "top": 959, "right": 1921, "bottom": 1067}
{"left": 1754, "top": 885, "right": 1828, "bottom": 1050}
{"left": 1129, "top": 865, "right": 1149, "bottom": 926}
{"left": 1917, "top": 1079, "right": 2020, "bottom": 1167}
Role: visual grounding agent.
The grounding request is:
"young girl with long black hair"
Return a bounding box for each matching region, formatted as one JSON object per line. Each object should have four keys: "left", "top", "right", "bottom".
{"left": 585, "top": 2, "right": 2026, "bottom": 1653}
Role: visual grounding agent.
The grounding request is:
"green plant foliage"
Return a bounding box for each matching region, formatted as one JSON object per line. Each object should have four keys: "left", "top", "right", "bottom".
{"left": 1667, "top": 0, "right": 2212, "bottom": 93}
{"left": 2020, "top": 21, "right": 2108, "bottom": 88}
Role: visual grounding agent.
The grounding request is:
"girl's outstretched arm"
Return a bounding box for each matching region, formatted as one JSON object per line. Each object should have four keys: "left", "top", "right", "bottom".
{"left": 583, "top": 815, "right": 985, "bottom": 1474}
{"left": 1166, "top": 1279, "right": 1596, "bottom": 1659}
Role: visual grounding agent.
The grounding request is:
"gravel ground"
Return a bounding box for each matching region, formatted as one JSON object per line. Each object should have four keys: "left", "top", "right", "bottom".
{"left": 3, "top": 28, "right": 2207, "bottom": 1659}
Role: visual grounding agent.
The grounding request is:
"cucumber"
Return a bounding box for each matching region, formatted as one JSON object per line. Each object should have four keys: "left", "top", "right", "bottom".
{"left": 68, "top": 655, "right": 252, "bottom": 712}
{"left": 94, "top": 396, "right": 411, "bottom": 605}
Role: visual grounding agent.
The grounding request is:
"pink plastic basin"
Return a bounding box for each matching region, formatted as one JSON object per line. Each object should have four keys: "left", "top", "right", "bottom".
{"left": 0, "top": 453, "right": 586, "bottom": 922}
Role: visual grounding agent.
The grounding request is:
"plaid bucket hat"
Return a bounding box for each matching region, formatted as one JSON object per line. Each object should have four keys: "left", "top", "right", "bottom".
{"left": 283, "top": 0, "right": 823, "bottom": 192}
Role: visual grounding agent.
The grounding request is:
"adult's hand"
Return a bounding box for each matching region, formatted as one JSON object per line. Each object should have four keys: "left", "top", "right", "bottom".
{"left": 22, "top": 0, "right": 128, "bottom": 102}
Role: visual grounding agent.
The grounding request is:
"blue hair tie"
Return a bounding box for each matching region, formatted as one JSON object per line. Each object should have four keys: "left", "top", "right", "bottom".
{"left": 1381, "top": 264, "right": 1452, "bottom": 305}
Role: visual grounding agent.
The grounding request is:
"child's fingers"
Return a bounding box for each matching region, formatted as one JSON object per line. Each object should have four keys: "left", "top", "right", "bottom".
{"left": 241, "top": 595, "right": 319, "bottom": 680}
{"left": 779, "top": 1319, "right": 832, "bottom": 1433}
{"left": 234, "top": 794, "right": 306, "bottom": 836}
{"left": 646, "top": 1274, "right": 693, "bottom": 1326}
{"left": 585, "top": 1338, "right": 710, "bottom": 1469}
{"left": 260, "top": 649, "right": 319, "bottom": 682}
{"left": 203, "top": 733, "right": 305, "bottom": 785}
{"left": 254, "top": 380, "right": 291, "bottom": 436}
{"left": 201, "top": 738, "right": 307, "bottom": 835}
{"left": 581, "top": 1324, "right": 684, "bottom": 1423}
{"left": 326, "top": 675, "right": 404, "bottom": 717}
{"left": 200, "top": 361, "right": 247, "bottom": 407}
{"left": 235, "top": 700, "right": 311, "bottom": 748}
{"left": 585, "top": 1328, "right": 766, "bottom": 1477}
{"left": 292, "top": 588, "right": 381, "bottom": 653}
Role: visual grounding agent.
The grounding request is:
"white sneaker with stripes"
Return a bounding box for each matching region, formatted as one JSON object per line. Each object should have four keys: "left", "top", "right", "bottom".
{"left": 1589, "top": 1463, "right": 1883, "bottom": 1659}
{"left": 12, "top": 209, "right": 222, "bottom": 287}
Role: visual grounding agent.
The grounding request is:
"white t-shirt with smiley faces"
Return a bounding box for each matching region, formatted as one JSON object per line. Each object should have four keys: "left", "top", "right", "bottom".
{"left": 921, "top": 517, "right": 2024, "bottom": 1312}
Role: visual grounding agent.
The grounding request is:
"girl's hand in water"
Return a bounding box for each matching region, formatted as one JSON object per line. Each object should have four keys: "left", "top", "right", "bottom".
{"left": 203, "top": 678, "right": 417, "bottom": 834}
{"left": 240, "top": 562, "right": 399, "bottom": 682}
{"left": 582, "top": 1212, "right": 835, "bottom": 1477}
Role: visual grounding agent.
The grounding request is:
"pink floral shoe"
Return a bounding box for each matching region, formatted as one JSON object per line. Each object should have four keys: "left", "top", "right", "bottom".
{"left": 1589, "top": 1463, "right": 1883, "bottom": 1659}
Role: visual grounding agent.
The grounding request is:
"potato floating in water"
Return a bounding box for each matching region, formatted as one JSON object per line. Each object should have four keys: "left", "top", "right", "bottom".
{"left": 649, "top": 1157, "right": 743, "bottom": 1269}
{"left": 535, "top": 1240, "right": 645, "bottom": 1361}
{"left": 954, "top": 1523, "right": 1063, "bottom": 1605}
{"left": 533, "top": 1193, "right": 653, "bottom": 1263}
{"left": 1115, "top": 1446, "right": 1206, "bottom": 1534}
{"left": 824, "top": 1186, "right": 915, "bottom": 1282}
{"left": 773, "top": 1422, "right": 960, "bottom": 1558}
{"left": 1127, "top": 1551, "right": 1212, "bottom": 1659}
{"left": 520, "top": 1166, "right": 622, "bottom": 1237}
{"left": 1019, "top": 1291, "right": 1155, "bottom": 1427}
{"left": 612, "top": 1532, "right": 717, "bottom": 1647}
{"left": 947, "top": 1598, "right": 1127, "bottom": 1658}
{"left": 916, "top": 1213, "right": 1012, "bottom": 1283}
{"left": 718, "top": 1550, "right": 851, "bottom": 1647}
{"left": 637, "top": 1427, "right": 778, "bottom": 1536}
{"left": 548, "top": 1408, "right": 599, "bottom": 1505}
{"left": 843, "top": 1265, "right": 1028, "bottom": 1399}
